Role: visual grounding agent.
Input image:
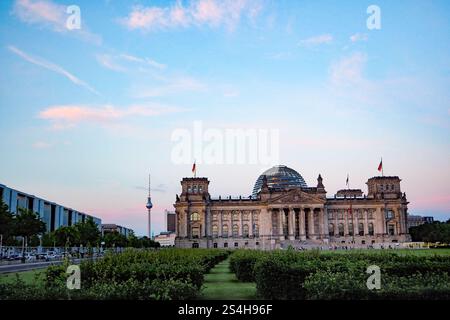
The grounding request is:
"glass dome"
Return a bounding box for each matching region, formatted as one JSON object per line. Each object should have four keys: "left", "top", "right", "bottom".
{"left": 252, "top": 165, "right": 307, "bottom": 197}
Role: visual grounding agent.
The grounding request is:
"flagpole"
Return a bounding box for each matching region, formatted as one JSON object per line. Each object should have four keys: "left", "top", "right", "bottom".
{"left": 381, "top": 157, "right": 384, "bottom": 177}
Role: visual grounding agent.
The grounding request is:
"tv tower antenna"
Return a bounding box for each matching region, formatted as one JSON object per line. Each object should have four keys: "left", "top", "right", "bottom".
{"left": 146, "top": 174, "right": 153, "bottom": 239}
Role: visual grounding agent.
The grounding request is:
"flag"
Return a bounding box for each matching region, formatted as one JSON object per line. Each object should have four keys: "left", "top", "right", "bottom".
{"left": 378, "top": 159, "right": 383, "bottom": 172}
{"left": 346, "top": 174, "right": 349, "bottom": 187}
{"left": 192, "top": 161, "right": 196, "bottom": 177}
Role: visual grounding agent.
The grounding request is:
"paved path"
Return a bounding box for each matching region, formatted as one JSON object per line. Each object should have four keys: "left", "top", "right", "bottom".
{"left": 0, "top": 258, "right": 95, "bottom": 274}
{"left": 199, "top": 257, "right": 257, "bottom": 300}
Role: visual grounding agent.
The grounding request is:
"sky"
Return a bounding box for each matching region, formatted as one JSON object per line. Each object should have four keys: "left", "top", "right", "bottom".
{"left": 0, "top": 0, "right": 449, "bottom": 236}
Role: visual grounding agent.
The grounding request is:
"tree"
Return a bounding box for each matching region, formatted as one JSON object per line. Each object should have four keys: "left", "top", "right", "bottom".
{"left": 409, "top": 221, "right": 450, "bottom": 243}
{"left": 74, "top": 217, "right": 100, "bottom": 247}
{"left": 102, "top": 232, "right": 127, "bottom": 248}
{"left": 13, "top": 208, "right": 46, "bottom": 260}
{"left": 0, "top": 201, "right": 14, "bottom": 248}
{"left": 54, "top": 226, "right": 79, "bottom": 247}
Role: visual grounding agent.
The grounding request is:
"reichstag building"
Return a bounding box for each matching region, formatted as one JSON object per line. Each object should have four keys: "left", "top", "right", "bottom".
{"left": 174, "top": 165, "right": 410, "bottom": 249}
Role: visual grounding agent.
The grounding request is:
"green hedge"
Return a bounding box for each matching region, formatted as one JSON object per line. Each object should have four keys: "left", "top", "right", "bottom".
{"left": 1, "top": 248, "right": 229, "bottom": 300}
{"left": 229, "top": 250, "right": 450, "bottom": 300}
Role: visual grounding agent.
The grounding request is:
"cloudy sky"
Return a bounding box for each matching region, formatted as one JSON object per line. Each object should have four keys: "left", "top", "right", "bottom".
{"left": 1, "top": 0, "right": 449, "bottom": 235}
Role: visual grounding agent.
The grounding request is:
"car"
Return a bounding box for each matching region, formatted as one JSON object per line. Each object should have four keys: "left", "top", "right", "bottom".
{"left": 24, "top": 254, "right": 36, "bottom": 262}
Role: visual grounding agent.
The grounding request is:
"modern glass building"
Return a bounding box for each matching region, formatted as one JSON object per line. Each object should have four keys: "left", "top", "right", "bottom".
{"left": 0, "top": 183, "right": 102, "bottom": 232}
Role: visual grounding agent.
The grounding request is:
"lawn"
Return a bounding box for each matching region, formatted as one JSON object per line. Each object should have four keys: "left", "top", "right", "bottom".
{"left": 0, "top": 269, "right": 45, "bottom": 285}
{"left": 200, "top": 258, "right": 257, "bottom": 300}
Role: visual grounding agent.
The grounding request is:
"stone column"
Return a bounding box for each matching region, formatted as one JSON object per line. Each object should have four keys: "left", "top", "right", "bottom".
{"left": 288, "top": 208, "right": 295, "bottom": 240}
{"left": 309, "top": 208, "right": 315, "bottom": 239}
{"left": 249, "top": 211, "right": 254, "bottom": 237}
{"left": 364, "top": 210, "right": 369, "bottom": 236}
{"left": 218, "top": 211, "right": 222, "bottom": 237}
{"left": 378, "top": 207, "right": 385, "bottom": 235}
{"left": 318, "top": 208, "right": 324, "bottom": 238}
{"left": 323, "top": 207, "right": 329, "bottom": 239}
{"left": 278, "top": 209, "right": 284, "bottom": 240}
{"left": 300, "top": 208, "right": 306, "bottom": 240}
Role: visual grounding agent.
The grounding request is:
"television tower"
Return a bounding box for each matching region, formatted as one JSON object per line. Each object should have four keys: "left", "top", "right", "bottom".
{"left": 146, "top": 174, "right": 153, "bottom": 239}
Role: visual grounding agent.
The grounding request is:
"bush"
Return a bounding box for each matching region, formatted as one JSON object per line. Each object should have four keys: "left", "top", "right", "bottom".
{"left": 229, "top": 249, "right": 450, "bottom": 300}
{"left": 0, "top": 248, "right": 229, "bottom": 300}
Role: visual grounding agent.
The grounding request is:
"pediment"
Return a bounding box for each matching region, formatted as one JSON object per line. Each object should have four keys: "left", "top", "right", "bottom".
{"left": 268, "top": 189, "right": 325, "bottom": 204}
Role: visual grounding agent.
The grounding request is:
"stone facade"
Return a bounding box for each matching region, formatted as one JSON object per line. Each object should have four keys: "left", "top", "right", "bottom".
{"left": 174, "top": 168, "right": 411, "bottom": 249}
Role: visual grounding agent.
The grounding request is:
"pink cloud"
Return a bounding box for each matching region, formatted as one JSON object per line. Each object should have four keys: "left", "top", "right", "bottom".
{"left": 38, "top": 104, "right": 185, "bottom": 128}
{"left": 13, "top": 0, "right": 102, "bottom": 44}
{"left": 121, "top": 0, "right": 263, "bottom": 32}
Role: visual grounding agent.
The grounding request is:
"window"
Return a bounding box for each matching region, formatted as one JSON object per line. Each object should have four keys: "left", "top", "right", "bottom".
{"left": 191, "top": 212, "right": 200, "bottom": 221}
{"left": 388, "top": 224, "right": 395, "bottom": 235}
{"left": 368, "top": 210, "right": 374, "bottom": 219}
{"left": 328, "top": 211, "right": 333, "bottom": 219}
{"left": 253, "top": 224, "right": 259, "bottom": 237}
{"left": 368, "top": 223, "right": 374, "bottom": 236}
{"left": 243, "top": 212, "right": 249, "bottom": 220}
{"left": 252, "top": 212, "right": 259, "bottom": 221}
{"left": 213, "top": 243, "right": 218, "bottom": 248}
{"left": 224, "top": 243, "right": 228, "bottom": 248}
{"left": 359, "top": 223, "right": 364, "bottom": 236}
{"left": 338, "top": 223, "right": 344, "bottom": 236}
{"left": 232, "top": 224, "right": 239, "bottom": 237}
{"left": 348, "top": 223, "right": 354, "bottom": 236}
{"left": 338, "top": 212, "right": 344, "bottom": 219}
{"left": 358, "top": 211, "right": 363, "bottom": 219}
{"left": 192, "top": 227, "right": 200, "bottom": 238}
{"left": 232, "top": 211, "right": 239, "bottom": 220}
{"left": 193, "top": 185, "right": 197, "bottom": 193}
{"left": 256, "top": 241, "right": 259, "bottom": 246}
{"left": 212, "top": 225, "right": 218, "bottom": 238}
{"left": 199, "top": 186, "right": 203, "bottom": 193}
{"left": 234, "top": 242, "right": 238, "bottom": 248}
{"left": 243, "top": 224, "right": 249, "bottom": 237}
{"left": 187, "top": 186, "right": 192, "bottom": 193}
{"left": 192, "top": 243, "right": 199, "bottom": 248}
{"left": 212, "top": 213, "right": 218, "bottom": 221}
{"left": 222, "top": 225, "right": 229, "bottom": 238}
{"left": 329, "top": 223, "right": 334, "bottom": 236}
{"left": 391, "top": 184, "right": 394, "bottom": 191}
{"left": 386, "top": 210, "right": 394, "bottom": 220}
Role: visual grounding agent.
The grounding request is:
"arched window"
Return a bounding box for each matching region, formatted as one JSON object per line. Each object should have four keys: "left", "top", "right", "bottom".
{"left": 212, "top": 213, "right": 218, "bottom": 221}
{"left": 329, "top": 223, "right": 334, "bottom": 236}
{"left": 187, "top": 185, "right": 192, "bottom": 193}
{"left": 243, "top": 224, "right": 249, "bottom": 237}
{"left": 222, "top": 225, "right": 229, "bottom": 238}
{"left": 359, "top": 223, "right": 364, "bottom": 236}
{"left": 212, "top": 225, "right": 218, "bottom": 238}
{"left": 191, "top": 212, "right": 200, "bottom": 221}
{"left": 198, "top": 186, "right": 203, "bottom": 193}
{"left": 193, "top": 185, "right": 197, "bottom": 193}
{"left": 254, "top": 224, "right": 259, "bottom": 237}
{"left": 338, "top": 223, "right": 344, "bottom": 236}
{"left": 232, "top": 224, "right": 239, "bottom": 237}
{"left": 368, "top": 223, "right": 374, "bottom": 236}
{"left": 348, "top": 223, "right": 354, "bottom": 236}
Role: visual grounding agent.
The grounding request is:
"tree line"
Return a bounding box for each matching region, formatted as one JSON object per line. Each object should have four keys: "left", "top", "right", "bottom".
{"left": 0, "top": 200, "right": 160, "bottom": 249}
{"left": 409, "top": 219, "right": 450, "bottom": 244}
